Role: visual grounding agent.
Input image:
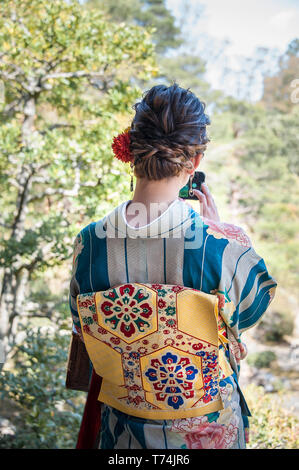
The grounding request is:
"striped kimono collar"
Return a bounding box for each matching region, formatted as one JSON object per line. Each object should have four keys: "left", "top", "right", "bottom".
{"left": 103, "top": 197, "right": 194, "bottom": 238}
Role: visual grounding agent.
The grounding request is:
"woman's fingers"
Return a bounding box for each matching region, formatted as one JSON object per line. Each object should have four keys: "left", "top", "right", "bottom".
{"left": 239, "top": 342, "right": 248, "bottom": 360}
{"left": 193, "top": 188, "right": 206, "bottom": 204}
{"left": 193, "top": 183, "right": 220, "bottom": 222}
{"left": 200, "top": 183, "right": 215, "bottom": 206}
{"left": 193, "top": 189, "right": 206, "bottom": 217}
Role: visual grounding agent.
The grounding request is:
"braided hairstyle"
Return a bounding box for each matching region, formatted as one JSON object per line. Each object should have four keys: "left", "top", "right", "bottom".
{"left": 130, "top": 83, "right": 210, "bottom": 180}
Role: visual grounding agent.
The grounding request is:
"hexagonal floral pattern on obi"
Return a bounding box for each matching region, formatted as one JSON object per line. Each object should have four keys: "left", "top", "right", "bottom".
{"left": 97, "top": 283, "right": 158, "bottom": 343}
{"left": 77, "top": 282, "right": 229, "bottom": 420}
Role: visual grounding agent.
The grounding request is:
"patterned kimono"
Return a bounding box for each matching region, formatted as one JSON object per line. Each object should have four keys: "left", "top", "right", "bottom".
{"left": 69, "top": 197, "right": 277, "bottom": 449}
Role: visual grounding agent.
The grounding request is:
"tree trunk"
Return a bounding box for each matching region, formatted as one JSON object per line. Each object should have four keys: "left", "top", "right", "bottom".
{"left": 0, "top": 95, "right": 36, "bottom": 365}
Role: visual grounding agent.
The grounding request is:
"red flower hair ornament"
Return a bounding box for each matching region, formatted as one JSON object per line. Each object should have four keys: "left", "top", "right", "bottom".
{"left": 111, "top": 127, "right": 134, "bottom": 163}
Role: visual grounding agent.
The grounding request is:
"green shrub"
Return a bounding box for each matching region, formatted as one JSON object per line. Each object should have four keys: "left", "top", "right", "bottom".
{"left": 0, "top": 322, "right": 85, "bottom": 449}
{"left": 247, "top": 350, "right": 277, "bottom": 369}
{"left": 257, "top": 311, "right": 294, "bottom": 343}
{"left": 244, "top": 384, "right": 299, "bottom": 449}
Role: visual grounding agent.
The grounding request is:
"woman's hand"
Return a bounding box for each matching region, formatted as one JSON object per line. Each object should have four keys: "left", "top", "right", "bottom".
{"left": 239, "top": 342, "right": 248, "bottom": 360}
{"left": 193, "top": 183, "right": 221, "bottom": 222}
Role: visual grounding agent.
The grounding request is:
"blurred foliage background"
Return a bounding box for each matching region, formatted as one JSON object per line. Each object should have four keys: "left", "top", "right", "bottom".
{"left": 0, "top": 0, "right": 298, "bottom": 449}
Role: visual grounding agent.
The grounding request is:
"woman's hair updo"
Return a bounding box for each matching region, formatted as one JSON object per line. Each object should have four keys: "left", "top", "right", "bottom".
{"left": 130, "top": 83, "right": 210, "bottom": 180}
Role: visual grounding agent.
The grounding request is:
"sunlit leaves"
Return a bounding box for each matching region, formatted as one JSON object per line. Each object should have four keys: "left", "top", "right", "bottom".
{"left": 0, "top": 0, "right": 157, "bottom": 278}
{"left": 0, "top": 323, "right": 84, "bottom": 448}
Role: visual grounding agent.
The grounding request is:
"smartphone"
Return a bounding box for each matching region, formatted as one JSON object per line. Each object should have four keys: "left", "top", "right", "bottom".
{"left": 179, "top": 171, "right": 205, "bottom": 200}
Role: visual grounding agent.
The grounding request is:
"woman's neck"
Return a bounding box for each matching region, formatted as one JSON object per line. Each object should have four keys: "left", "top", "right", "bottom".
{"left": 130, "top": 176, "right": 185, "bottom": 206}
{"left": 125, "top": 176, "right": 185, "bottom": 228}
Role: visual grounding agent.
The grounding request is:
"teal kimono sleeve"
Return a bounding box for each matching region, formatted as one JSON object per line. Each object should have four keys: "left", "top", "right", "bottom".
{"left": 236, "top": 246, "right": 278, "bottom": 334}
{"left": 216, "top": 227, "right": 278, "bottom": 337}
{"left": 229, "top": 242, "right": 277, "bottom": 438}
{"left": 69, "top": 231, "right": 85, "bottom": 339}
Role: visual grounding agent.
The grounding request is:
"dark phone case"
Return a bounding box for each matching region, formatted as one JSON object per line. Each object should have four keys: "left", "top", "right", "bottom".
{"left": 179, "top": 171, "right": 205, "bottom": 200}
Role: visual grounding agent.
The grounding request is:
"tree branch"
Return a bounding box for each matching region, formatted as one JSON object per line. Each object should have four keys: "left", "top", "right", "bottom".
{"left": 39, "top": 123, "right": 75, "bottom": 136}
{"left": 1, "top": 96, "right": 24, "bottom": 117}
{"left": 27, "top": 178, "right": 102, "bottom": 203}
{"left": 42, "top": 70, "right": 106, "bottom": 82}
{"left": 27, "top": 166, "right": 80, "bottom": 203}
{"left": 11, "top": 166, "right": 35, "bottom": 239}
{"left": 0, "top": 221, "right": 13, "bottom": 229}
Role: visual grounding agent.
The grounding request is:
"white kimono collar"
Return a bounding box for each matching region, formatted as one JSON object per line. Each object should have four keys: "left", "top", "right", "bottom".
{"left": 103, "top": 198, "right": 193, "bottom": 238}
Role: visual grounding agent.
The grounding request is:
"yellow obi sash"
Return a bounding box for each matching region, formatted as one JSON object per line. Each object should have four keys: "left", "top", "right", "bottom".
{"left": 77, "top": 283, "right": 233, "bottom": 420}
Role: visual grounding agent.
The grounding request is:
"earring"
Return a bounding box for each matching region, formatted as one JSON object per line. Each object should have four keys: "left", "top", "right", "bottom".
{"left": 130, "top": 162, "right": 134, "bottom": 192}
{"left": 188, "top": 173, "right": 194, "bottom": 197}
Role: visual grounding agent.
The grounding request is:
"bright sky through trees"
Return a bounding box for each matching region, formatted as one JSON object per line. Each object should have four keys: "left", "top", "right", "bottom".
{"left": 166, "top": 0, "right": 299, "bottom": 100}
